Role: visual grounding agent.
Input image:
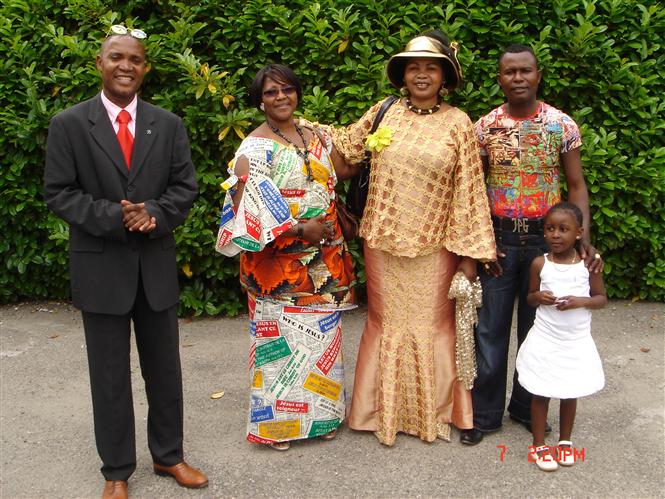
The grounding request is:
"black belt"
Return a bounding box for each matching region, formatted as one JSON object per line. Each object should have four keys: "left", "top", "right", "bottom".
{"left": 492, "top": 215, "right": 544, "bottom": 234}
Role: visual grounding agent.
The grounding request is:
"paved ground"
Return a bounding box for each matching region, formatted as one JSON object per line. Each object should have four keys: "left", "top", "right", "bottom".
{"left": 1, "top": 300, "right": 663, "bottom": 498}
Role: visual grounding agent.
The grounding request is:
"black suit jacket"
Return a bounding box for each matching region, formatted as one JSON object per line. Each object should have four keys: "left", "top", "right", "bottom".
{"left": 44, "top": 94, "right": 198, "bottom": 315}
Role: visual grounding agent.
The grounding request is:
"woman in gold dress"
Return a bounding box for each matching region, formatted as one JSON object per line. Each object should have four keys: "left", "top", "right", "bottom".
{"left": 333, "top": 30, "right": 496, "bottom": 446}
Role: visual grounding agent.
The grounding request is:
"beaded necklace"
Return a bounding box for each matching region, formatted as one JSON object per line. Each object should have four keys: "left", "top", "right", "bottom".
{"left": 406, "top": 98, "right": 441, "bottom": 115}
{"left": 266, "top": 120, "right": 313, "bottom": 180}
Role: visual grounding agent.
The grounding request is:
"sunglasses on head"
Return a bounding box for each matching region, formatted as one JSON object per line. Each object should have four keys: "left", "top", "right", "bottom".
{"left": 262, "top": 85, "right": 297, "bottom": 98}
{"left": 107, "top": 25, "right": 147, "bottom": 40}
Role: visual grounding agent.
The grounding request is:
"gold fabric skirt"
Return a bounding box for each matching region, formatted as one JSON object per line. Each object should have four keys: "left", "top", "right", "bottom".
{"left": 348, "top": 244, "right": 473, "bottom": 445}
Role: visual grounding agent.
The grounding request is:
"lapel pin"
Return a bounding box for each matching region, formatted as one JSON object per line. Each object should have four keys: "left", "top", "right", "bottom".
{"left": 146, "top": 129, "right": 152, "bottom": 135}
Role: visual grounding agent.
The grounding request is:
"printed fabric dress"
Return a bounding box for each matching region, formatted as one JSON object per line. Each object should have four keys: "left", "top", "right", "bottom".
{"left": 333, "top": 99, "right": 496, "bottom": 445}
{"left": 216, "top": 126, "right": 356, "bottom": 445}
{"left": 516, "top": 256, "right": 604, "bottom": 398}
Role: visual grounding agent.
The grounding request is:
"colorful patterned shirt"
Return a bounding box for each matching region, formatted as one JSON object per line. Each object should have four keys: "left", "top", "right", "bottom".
{"left": 475, "top": 102, "right": 582, "bottom": 218}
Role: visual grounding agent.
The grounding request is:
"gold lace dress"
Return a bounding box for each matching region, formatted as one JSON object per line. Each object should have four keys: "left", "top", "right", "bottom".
{"left": 333, "top": 98, "right": 496, "bottom": 445}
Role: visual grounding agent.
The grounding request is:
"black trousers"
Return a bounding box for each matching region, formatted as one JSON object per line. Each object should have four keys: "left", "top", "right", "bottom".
{"left": 82, "top": 276, "right": 183, "bottom": 481}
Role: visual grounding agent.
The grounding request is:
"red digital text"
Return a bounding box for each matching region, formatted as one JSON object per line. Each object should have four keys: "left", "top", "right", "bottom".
{"left": 496, "top": 445, "right": 586, "bottom": 462}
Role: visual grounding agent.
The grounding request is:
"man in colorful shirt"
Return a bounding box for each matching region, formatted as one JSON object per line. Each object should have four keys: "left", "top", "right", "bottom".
{"left": 460, "top": 44, "right": 603, "bottom": 445}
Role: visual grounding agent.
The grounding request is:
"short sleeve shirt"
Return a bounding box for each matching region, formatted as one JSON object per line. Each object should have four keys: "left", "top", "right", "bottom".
{"left": 475, "top": 102, "right": 582, "bottom": 218}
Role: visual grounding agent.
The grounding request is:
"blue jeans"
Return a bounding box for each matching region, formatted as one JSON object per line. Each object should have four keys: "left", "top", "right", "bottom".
{"left": 471, "top": 229, "right": 548, "bottom": 431}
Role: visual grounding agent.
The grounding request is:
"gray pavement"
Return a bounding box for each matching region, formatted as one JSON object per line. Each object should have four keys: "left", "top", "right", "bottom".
{"left": 1, "top": 300, "right": 663, "bottom": 498}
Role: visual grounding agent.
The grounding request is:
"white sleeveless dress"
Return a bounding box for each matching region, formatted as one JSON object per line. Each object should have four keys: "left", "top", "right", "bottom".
{"left": 516, "top": 256, "right": 604, "bottom": 398}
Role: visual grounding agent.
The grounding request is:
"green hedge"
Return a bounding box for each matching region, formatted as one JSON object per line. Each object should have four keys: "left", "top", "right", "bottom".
{"left": 1, "top": 0, "right": 663, "bottom": 315}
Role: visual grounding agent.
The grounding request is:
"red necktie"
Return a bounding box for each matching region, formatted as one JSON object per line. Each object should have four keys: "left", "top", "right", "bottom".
{"left": 116, "top": 110, "right": 134, "bottom": 170}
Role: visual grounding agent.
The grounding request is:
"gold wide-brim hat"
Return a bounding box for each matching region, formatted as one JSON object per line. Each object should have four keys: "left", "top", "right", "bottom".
{"left": 386, "top": 35, "right": 462, "bottom": 90}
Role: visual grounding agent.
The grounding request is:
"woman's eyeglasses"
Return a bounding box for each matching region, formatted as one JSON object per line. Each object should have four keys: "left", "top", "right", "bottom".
{"left": 107, "top": 25, "right": 147, "bottom": 40}
{"left": 262, "top": 85, "right": 297, "bottom": 98}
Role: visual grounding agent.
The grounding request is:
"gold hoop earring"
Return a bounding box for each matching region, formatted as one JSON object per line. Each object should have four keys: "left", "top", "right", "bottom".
{"left": 400, "top": 86, "right": 409, "bottom": 97}
{"left": 439, "top": 86, "right": 449, "bottom": 97}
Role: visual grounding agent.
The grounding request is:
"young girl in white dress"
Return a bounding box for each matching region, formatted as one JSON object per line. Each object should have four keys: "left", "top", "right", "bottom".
{"left": 516, "top": 202, "right": 607, "bottom": 472}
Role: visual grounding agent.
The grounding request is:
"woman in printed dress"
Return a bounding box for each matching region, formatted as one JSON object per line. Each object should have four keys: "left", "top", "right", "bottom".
{"left": 216, "top": 64, "right": 358, "bottom": 451}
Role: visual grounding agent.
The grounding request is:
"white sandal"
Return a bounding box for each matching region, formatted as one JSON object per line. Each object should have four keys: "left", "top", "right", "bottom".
{"left": 529, "top": 445, "right": 559, "bottom": 471}
{"left": 557, "top": 440, "right": 576, "bottom": 466}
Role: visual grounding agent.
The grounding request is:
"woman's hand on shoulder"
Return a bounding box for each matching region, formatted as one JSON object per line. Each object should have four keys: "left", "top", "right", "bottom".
{"left": 301, "top": 122, "right": 359, "bottom": 181}
{"left": 295, "top": 120, "right": 320, "bottom": 144}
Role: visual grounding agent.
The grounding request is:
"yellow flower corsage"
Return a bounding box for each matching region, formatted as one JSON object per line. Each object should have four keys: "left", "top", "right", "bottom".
{"left": 365, "top": 126, "right": 393, "bottom": 153}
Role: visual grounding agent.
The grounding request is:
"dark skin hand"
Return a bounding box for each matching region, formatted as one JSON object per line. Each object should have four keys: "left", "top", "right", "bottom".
{"left": 457, "top": 256, "right": 478, "bottom": 282}
{"left": 121, "top": 200, "right": 156, "bottom": 232}
{"left": 293, "top": 214, "right": 334, "bottom": 247}
{"left": 230, "top": 156, "right": 333, "bottom": 247}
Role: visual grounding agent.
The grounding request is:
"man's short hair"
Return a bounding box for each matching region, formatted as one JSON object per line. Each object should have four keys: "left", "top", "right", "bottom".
{"left": 499, "top": 44, "right": 538, "bottom": 68}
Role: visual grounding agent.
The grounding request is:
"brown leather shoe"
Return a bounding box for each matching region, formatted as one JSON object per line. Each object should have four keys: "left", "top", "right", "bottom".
{"left": 102, "top": 480, "right": 128, "bottom": 499}
{"left": 153, "top": 462, "right": 208, "bottom": 489}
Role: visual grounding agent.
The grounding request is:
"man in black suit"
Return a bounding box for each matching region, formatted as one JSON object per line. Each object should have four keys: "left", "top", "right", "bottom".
{"left": 44, "top": 27, "right": 207, "bottom": 499}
